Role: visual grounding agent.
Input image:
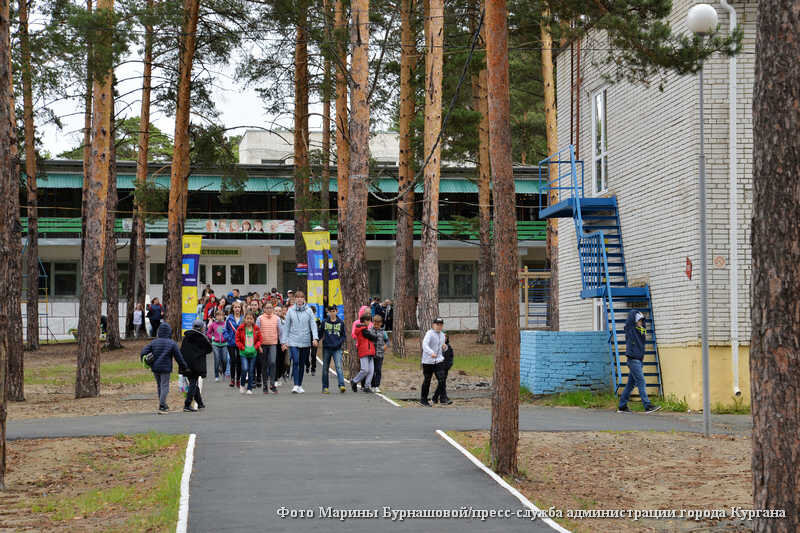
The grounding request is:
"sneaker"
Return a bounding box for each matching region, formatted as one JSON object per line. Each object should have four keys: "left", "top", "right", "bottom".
{"left": 311, "top": 370, "right": 316, "bottom": 376}
{"left": 305, "top": 367, "right": 310, "bottom": 374}
{"left": 275, "top": 379, "right": 282, "bottom": 386}
{"left": 197, "top": 404, "right": 205, "bottom": 409}
{"left": 440, "top": 398, "right": 453, "bottom": 405}
{"left": 616, "top": 405, "right": 631, "bottom": 413}
{"left": 373, "top": 387, "right": 381, "bottom": 393}
{"left": 229, "top": 379, "right": 235, "bottom": 387}
{"left": 271, "top": 386, "right": 278, "bottom": 394}
{"left": 645, "top": 405, "right": 662, "bottom": 413}
{"left": 363, "top": 387, "right": 372, "bottom": 393}
{"left": 420, "top": 400, "right": 432, "bottom": 407}
{"left": 246, "top": 389, "right": 253, "bottom": 395}
{"left": 351, "top": 381, "right": 358, "bottom": 393}
{"left": 183, "top": 406, "right": 198, "bottom": 412}
{"left": 255, "top": 381, "right": 262, "bottom": 388}
{"left": 158, "top": 406, "right": 169, "bottom": 414}
{"left": 292, "top": 385, "right": 299, "bottom": 394}
{"left": 298, "top": 386, "right": 305, "bottom": 394}
{"left": 322, "top": 388, "right": 330, "bottom": 394}
{"left": 240, "top": 386, "right": 246, "bottom": 394}
{"left": 215, "top": 377, "right": 220, "bottom": 382}
{"left": 339, "top": 386, "right": 346, "bottom": 393}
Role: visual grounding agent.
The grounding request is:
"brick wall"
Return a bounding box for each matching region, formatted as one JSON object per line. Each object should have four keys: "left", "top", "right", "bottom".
{"left": 520, "top": 331, "right": 611, "bottom": 394}
{"left": 554, "top": 0, "right": 756, "bottom": 344}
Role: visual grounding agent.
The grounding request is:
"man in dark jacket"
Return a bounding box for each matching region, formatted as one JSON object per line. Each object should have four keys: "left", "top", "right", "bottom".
{"left": 617, "top": 311, "right": 661, "bottom": 413}
{"left": 181, "top": 319, "right": 211, "bottom": 412}
{"left": 321, "top": 305, "right": 346, "bottom": 393}
{"left": 141, "top": 322, "right": 188, "bottom": 414}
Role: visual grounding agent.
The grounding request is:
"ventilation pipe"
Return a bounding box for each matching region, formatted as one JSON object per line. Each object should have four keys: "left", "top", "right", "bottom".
{"left": 720, "top": 0, "right": 741, "bottom": 397}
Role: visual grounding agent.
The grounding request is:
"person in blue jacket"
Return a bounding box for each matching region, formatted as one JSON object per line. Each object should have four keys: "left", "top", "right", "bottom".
{"left": 320, "top": 305, "right": 346, "bottom": 393}
{"left": 617, "top": 311, "right": 661, "bottom": 413}
{"left": 224, "top": 301, "right": 245, "bottom": 388}
{"left": 141, "top": 322, "right": 188, "bottom": 414}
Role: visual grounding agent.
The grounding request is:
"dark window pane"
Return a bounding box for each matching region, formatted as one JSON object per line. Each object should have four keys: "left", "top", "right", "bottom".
{"left": 230, "top": 265, "right": 245, "bottom": 285}
{"left": 199, "top": 264, "right": 206, "bottom": 284}
{"left": 453, "top": 263, "right": 474, "bottom": 297}
{"left": 249, "top": 264, "right": 267, "bottom": 284}
{"left": 367, "top": 261, "right": 381, "bottom": 297}
{"left": 150, "top": 263, "right": 165, "bottom": 285}
{"left": 54, "top": 262, "right": 78, "bottom": 296}
{"left": 212, "top": 265, "right": 226, "bottom": 285}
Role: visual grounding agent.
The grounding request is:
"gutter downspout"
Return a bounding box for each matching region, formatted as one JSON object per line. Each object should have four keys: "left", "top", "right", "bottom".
{"left": 720, "top": 0, "right": 741, "bottom": 397}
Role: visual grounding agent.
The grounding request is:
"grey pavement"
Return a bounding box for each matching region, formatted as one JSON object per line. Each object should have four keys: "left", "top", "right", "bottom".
{"left": 7, "top": 359, "right": 751, "bottom": 532}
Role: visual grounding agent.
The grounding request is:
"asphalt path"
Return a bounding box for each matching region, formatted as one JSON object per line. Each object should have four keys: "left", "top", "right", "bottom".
{"left": 7, "top": 361, "right": 751, "bottom": 532}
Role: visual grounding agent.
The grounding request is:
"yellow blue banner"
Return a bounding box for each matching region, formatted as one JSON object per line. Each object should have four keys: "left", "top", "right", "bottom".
{"left": 181, "top": 235, "right": 203, "bottom": 334}
{"left": 302, "top": 231, "right": 343, "bottom": 320}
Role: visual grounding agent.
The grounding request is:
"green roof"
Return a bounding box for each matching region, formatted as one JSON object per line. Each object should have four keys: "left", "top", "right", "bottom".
{"left": 36, "top": 173, "right": 544, "bottom": 194}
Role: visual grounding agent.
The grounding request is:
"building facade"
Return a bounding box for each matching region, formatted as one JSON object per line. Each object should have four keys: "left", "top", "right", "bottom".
{"left": 554, "top": 0, "right": 756, "bottom": 408}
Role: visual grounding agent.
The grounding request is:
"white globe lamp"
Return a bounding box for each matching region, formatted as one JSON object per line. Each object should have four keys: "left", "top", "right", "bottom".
{"left": 687, "top": 4, "right": 718, "bottom": 35}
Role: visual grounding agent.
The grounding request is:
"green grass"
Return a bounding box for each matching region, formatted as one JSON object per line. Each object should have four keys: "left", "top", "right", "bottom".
{"left": 128, "top": 431, "right": 187, "bottom": 456}
{"left": 123, "top": 440, "right": 187, "bottom": 531}
{"left": 530, "top": 389, "right": 689, "bottom": 412}
{"left": 32, "top": 486, "right": 135, "bottom": 521}
{"left": 25, "top": 359, "right": 149, "bottom": 386}
{"left": 712, "top": 396, "right": 750, "bottom": 414}
{"left": 450, "top": 353, "right": 494, "bottom": 377}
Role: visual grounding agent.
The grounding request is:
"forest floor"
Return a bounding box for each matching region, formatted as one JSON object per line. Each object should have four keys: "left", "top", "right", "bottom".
{"left": 0, "top": 432, "right": 188, "bottom": 532}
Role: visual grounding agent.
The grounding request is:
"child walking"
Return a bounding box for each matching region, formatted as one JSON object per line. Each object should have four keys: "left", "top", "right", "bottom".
{"left": 181, "top": 319, "right": 211, "bottom": 412}
{"left": 140, "top": 322, "right": 188, "bottom": 414}
{"left": 370, "top": 314, "right": 389, "bottom": 393}
{"left": 235, "top": 311, "right": 262, "bottom": 394}
{"left": 321, "top": 305, "right": 346, "bottom": 393}
{"left": 207, "top": 309, "right": 228, "bottom": 382}
{"left": 133, "top": 303, "right": 145, "bottom": 338}
{"left": 257, "top": 303, "right": 281, "bottom": 394}
{"left": 351, "top": 311, "right": 378, "bottom": 393}
{"left": 225, "top": 302, "right": 244, "bottom": 388}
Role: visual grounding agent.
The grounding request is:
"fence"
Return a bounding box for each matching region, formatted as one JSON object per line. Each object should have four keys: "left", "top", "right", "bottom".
{"left": 519, "top": 267, "right": 551, "bottom": 329}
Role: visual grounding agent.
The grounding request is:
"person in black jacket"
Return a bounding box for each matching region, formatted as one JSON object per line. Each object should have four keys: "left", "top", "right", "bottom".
{"left": 432, "top": 335, "right": 454, "bottom": 405}
{"left": 181, "top": 319, "right": 211, "bottom": 412}
{"left": 141, "top": 322, "right": 188, "bottom": 414}
{"left": 617, "top": 311, "right": 661, "bottom": 413}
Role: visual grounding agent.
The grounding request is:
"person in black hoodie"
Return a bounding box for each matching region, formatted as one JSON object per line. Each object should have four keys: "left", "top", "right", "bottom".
{"left": 617, "top": 311, "right": 661, "bottom": 413}
{"left": 321, "top": 306, "right": 346, "bottom": 393}
{"left": 141, "top": 322, "right": 188, "bottom": 414}
{"left": 432, "top": 335, "right": 453, "bottom": 405}
{"left": 181, "top": 319, "right": 211, "bottom": 412}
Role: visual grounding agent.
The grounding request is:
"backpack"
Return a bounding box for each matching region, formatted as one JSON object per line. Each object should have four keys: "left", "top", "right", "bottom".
{"left": 142, "top": 352, "right": 155, "bottom": 368}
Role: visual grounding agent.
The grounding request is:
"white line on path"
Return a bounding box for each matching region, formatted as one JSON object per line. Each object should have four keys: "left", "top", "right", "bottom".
{"left": 316, "top": 356, "right": 400, "bottom": 407}
{"left": 435, "top": 430, "right": 571, "bottom": 533}
{"left": 176, "top": 433, "right": 197, "bottom": 533}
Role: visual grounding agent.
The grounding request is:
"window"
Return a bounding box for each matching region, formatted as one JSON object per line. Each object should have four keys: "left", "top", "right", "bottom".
{"left": 150, "top": 263, "right": 165, "bottom": 285}
{"left": 592, "top": 88, "right": 608, "bottom": 195}
{"left": 117, "top": 262, "right": 129, "bottom": 298}
{"left": 368, "top": 261, "right": 381, "bottom": 297}
{"left": 282, "top": 261, "right": 303, "bottom": 294}
{"left": 212, "top": 265, "right": 226, "bottom": 285}
{"left": 53, "top": 262, "right": 78, "bottom": 296}
{"left": 199, "top": 264, "right": 206, "bottom": 285}
{"left": 230, "top": 265, "right": 245, "bottom": 285}
{"left": 439, "top": 262, "right": 477, "bottom": 301}
{"left": 249, "top": 264, "right": 267, "bottom": 285}
{"left": 593, "top": 299, "right": 605, "bottom": 331}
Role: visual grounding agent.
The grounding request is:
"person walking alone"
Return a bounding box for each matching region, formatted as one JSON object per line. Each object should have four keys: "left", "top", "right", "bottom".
{"left": 146, "top": 297, "right": 163, "bottom": 337}
{"left": 181, "top": 319, "right": 211, "bottom": 411}
{"left": 419, "top": 318, "right": 446, "bottom": 407}
{"left": 280, "top": 291, "right": 319, "bottom": 394}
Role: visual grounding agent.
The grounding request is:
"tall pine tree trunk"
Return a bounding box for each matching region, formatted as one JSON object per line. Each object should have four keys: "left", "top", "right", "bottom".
{"left": 751, "top": 3, "right": 800, "bottom": 529}
{"left": 76, "top": 0, "right": 114, "bottom": 398}
{"left": 473, "top": 1, "right": 493, "bottom": 344}
{"left": 294, "top": 1, "right": 310, "bottom": 280}
{"left": 486, "top": 0, "right": 519, "bottom": 476}
{"left": 417, "top": 0, "right": 443, "bottom": 334}
{"left": 0, "top": 0, "right": 19, "bottom": 484}
{"left": 20, "top": 0, "right": 39, "bottom": 351}
{"left": 81, "top": 0, "right": 92, "bottom": 263}
{"left": 341, "top": 0, "right": 370, "bottom": 377}
{"left": 125, "top": 215, "right": 138, "bottom": 337}
{"left": 164, "top": 0, "right": 199, "bottom": 339}
{"left": 321, "top": 60, "right": 331, "bottom": 231}
{"left": 540, "top": 11, "right": 558, "bottom": 331}
{"left": 392, "top": 0, "right": 416, "bottom": 357}
{"left": 104, "top": 99, "right": 121, "bottom": 350}
{"left": 130, "top": 0, "right": 153, "bottom": 338}
{"left": 334, "top": 0, "right": 349, "bottom": 260}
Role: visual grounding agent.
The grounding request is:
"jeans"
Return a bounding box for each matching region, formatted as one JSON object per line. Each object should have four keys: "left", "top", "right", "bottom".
{"left": 184, "top": 376, "right": 204, "bottom": 408}
{"left": 371, "top": 356, "right": 384, "bottom": 388}
{"left": 619, "top": 358, "right": 651, "bottom": 408}
{"left": 289, "top": 346, "right": 311, "bottom": 386}
{"left": 153, "top": 371, "right": 170, "bottom": 408}
{"left": 321, "top": 347, "right": 344, "bottom": 389}
{"left": 149, "top": 319, "right": 160, "bottom": 338}
{"left": 212, "top": 345, "right": 227, "bottom": 378}
{"left": 306, "top": 345, "right": 317, "bottom": 373}
{"left": 227, "top": 346, "right": 241, "bottom": 384}
{"left": 255, "top": 348, "right": 264, "bottom": 384}
{"left": 421, "top": 363, "right": 446, "bottom": 402}
{"left": 352, "top": 356, "right": 374, "bottom": 388}
{"left": 240, "top": 356, "right": 256, "bottom": 390}
{"left": 432, "top": 364, "right": 451, "bottom": 402}
{"left": 261, "top": 344, "right": 278, "bottom": 389}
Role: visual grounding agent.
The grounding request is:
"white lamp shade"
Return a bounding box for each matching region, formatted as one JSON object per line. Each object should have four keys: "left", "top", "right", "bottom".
{"left": 687, "top": 4, "right": 719, "bottom": 34}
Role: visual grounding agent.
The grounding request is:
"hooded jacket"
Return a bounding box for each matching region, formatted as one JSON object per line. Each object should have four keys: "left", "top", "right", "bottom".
{"left": 141, "top": 323, "right": 187, "bottom": 374}
{"left": 224, "top": 313, "right": 244, "bottom": 347}
{"left": 354, "top": 321, "right": 378, "bottom": 358}
{"left": 322, "top": 316, "right": 345, "bottom": 350}
{"left": 280, "top": 304, "right": 318, "bottom": 347}
{"left": 181, "top": 329, "right": 211, "bottom": 378}
{"left": 624, "top": 311, "right": 646, "bottom": 360}
{"left": 351, "top": 305, "right": 372, "bottom": 339}
{"left": 236, "top": 323, "right": 262, "bottom": 358}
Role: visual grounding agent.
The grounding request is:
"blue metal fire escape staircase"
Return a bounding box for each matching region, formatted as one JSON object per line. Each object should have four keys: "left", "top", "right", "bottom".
{"left": 538, "top": 146, "right": 663, "bottom": 397}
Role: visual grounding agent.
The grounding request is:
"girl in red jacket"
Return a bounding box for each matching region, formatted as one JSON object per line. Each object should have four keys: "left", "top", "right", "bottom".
{"left": 235, "top": 311, "right": 262, "bottom": 394}
{"left": 350, "top": 310, "right": 378, "bottom": 393}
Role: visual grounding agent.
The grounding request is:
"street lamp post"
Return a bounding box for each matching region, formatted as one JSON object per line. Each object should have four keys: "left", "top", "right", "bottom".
{"left": 688, "top": 3, "right": 718, "bottom": 438}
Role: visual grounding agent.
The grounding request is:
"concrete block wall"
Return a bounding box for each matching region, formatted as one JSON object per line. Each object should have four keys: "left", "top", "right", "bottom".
{"left": 22, "top": 301, "right": 128, "bottom": 340}
{"left": 520, "top": 331, "right": 611, "bottom": 395}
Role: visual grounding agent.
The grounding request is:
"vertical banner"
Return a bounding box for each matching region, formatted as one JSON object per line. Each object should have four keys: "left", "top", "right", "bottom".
{"left": 181, "top": 235, "right": 203, "bottom": 334}
{"left": 302, "top": 231, "right": 326, "bottom": 320}
{"left": 327, "top": 253, "right": 344, "bottom": 320}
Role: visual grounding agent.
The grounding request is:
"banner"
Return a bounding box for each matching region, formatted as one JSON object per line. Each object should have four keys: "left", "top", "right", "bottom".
{"left": 181, "top": 235, "right": 203, "bottom": 334}
{"left": 302, "top": 231, "right": 344, "bottom": 320}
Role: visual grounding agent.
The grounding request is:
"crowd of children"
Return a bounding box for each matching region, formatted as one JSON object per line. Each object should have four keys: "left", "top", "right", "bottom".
{"left": 140, "top": 286, "right": 454, "bottom": 413}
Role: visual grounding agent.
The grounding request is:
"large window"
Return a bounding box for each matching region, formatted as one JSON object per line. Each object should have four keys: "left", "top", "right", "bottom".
{"left": 230, "top": 264, "right": 245, "bottom": 285}
{"left": 368, "top": 261, "right": 381, "bottom": 297}
{"left": 53, "top": 262, "right": 78, "bottom": 296}
{"left": 150, "top": 263, "right": 165, "bottom": 285}
{"left": 249, "top": 264, "right": 267, "bottom": 285}
{"left": 439, "top": 262, "right": 477, "bottom": 301}
{"left": 592, "top": 88, "right": 608, "bottom": 195}
{"left": 212, "top": 265, "right": 227, "bottom": 285}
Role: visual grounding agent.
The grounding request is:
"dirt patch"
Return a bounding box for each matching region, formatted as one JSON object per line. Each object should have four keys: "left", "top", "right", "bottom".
{"left": 9, "top": 340, "right": 184, "bottom": 420}
{"left": 451, "top": 431, "right": 754, "bottom": 532}
{"left": 0, "top": 433, "right": 188, "bottom": 532}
